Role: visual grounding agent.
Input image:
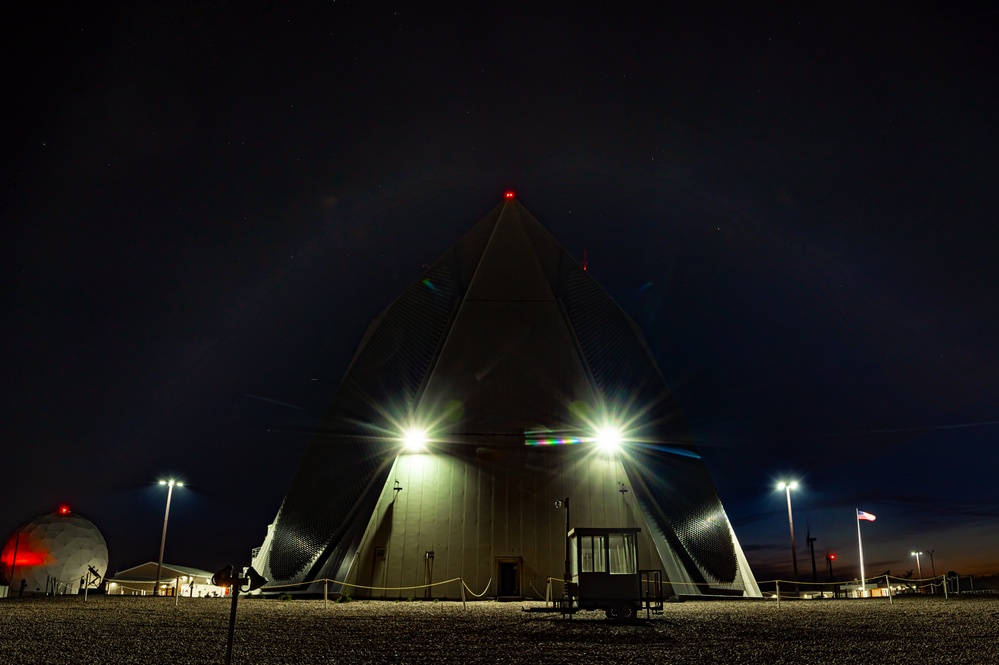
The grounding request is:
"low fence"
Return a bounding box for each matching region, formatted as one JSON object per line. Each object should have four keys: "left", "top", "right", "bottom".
{"left": 258, "top": 576, "right": 493, "bottom": 609}
{"left": 252, "top": 572, "right": 973, "bottom": 609}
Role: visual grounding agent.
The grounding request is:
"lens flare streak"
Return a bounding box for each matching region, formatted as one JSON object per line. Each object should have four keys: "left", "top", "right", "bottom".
{"left": 524, "top": 437, "right": 586, "bottom": 446}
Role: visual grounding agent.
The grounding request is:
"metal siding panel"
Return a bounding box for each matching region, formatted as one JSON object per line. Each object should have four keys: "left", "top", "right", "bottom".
{"left": 478, "top": 464, "right": 493, "bottom": 594}
{"left": 435, "top": 455, "right": 453, "bottom": 595}
{"left": 447, "top": 461, "right": 465, "bottom": 591}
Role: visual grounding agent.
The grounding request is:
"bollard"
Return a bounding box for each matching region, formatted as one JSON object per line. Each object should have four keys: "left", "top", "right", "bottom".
{"left": 775, "top": 581, "right": 780, "bottom": 608}
{"left": 324, "top": 579, "right": 328, "bottom": 609}
{"left": 212, "top": 565, "right": 268, "bottom": 665}
{"left": 461, "top": 579, "right": 467, "bottom": 610}
{"left": 885, "top": 575, "right": 893, "bottom": 605}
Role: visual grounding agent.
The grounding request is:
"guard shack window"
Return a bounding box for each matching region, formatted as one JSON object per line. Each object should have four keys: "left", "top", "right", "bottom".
{"left": 608, "top": 533, "right": 637, "bottom": 574}
{"left": 579, "top": 535, "right": 607, "bottom": 573}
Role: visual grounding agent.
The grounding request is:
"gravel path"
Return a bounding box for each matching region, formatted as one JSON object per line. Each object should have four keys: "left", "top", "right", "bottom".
{"left": 1, "top": 595, "right": 997, "bottom": 664}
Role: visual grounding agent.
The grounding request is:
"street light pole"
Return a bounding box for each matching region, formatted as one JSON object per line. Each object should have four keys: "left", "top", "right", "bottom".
{"left": 911, "top": 551, "right": 923, "bottom": 580}
{"left": 154, "top": 479, "right": 183, "bottom": 596}
{"left": 778, "top": 481, "right": 799, "bottom": 588}
{"left": 555, "top": 498, "right": 571, "bottom": 615}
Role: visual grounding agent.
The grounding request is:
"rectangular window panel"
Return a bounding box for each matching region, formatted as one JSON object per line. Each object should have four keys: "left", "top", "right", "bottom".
{"left": 593, "top": 535, "right": 606, "bottom": 573}
{"left": 581, "top": 536, "right": 594, "bottom": 572}
{"left": 608, "top": 534, "right": 636, "bottom": 574}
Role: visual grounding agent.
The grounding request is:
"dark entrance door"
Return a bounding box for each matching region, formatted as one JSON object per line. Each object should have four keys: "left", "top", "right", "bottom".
{"left": 497, "top": 558, "right": 522, "bottom": 599}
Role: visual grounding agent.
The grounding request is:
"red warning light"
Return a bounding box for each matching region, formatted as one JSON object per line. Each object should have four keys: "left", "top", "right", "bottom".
{"left": 828, "top": 553, "right": 836, "bottom": 560}
{"left": 1, "top": 550, "right": 46, "bottom": 567}
{"left": 504, "top": 191, "right": 515, "bottom": 199}
{"left": 58, "top": 505, "right": 71, "bottom": 515}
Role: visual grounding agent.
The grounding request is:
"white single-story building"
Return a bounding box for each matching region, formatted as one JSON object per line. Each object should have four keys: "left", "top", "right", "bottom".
{"left": 105, "top": 562, "right": 226, "bottom": 597}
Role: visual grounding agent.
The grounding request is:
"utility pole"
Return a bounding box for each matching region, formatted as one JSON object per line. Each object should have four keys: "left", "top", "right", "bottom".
{"left": 807, "top": 533, "right": 818, "bottom": 583}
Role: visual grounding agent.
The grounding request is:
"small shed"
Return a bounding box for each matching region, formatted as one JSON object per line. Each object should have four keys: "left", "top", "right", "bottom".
{"left": 568, "top": 527, "right": 645, "bottom": 618}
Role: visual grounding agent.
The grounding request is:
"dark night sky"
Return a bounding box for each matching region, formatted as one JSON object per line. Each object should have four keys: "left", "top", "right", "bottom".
{"left": 3, "top": 2, "right": 998, "bottom": 584}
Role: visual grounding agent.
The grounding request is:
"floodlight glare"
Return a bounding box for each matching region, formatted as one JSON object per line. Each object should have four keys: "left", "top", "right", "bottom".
{"left": 776, "top": 479, "right": 799, "bottom": 584}
{"left": 403, "top": 427, "right": 428, "bottom": 452}
{"left": 595, "top": 426, "right": 623, "bottom": 454}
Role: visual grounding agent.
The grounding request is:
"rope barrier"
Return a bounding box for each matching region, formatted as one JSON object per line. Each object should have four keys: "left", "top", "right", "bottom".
{"left": 460, "top": 578, "right": 492, "bottom": 599}
{"left": 759, "top": 573, "right": 953, "bottom": 601}
{"left": 107, "top": 583, "right": 158, "bottom": 595}
{"left": 251, "top": 573, "right": 960, "bottom": 605}
{"left": 261, "top": 577, "right": 461, "bottom": 592}
{"left": 258, "top": 576, "right": 494, "bottom": 607}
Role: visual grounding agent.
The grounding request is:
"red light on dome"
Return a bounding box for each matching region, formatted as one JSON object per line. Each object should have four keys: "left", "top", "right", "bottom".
{"left": 504, "top": 191, "right": 514, "bottom": 199}
{"left": 58, "top": 505, "right": 71, "bottom": 515}
{"left": 2, "top": 550, "right": 46, "bottom": 566}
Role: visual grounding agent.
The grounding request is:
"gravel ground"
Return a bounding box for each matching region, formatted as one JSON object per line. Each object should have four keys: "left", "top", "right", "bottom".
{"left": 1, "top": 595, "right": 997, "bottom": 664}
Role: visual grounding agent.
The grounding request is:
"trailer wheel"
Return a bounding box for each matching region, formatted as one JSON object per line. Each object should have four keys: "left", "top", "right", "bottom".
{"left": 606, "top": 603, "right": 636, "bottom": 622}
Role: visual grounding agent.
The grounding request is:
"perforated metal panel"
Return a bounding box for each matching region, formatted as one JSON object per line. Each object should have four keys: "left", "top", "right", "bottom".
{"left": 267, "top": 265, "right": 456, "bottom": 581}
{"left": 559, "top": 266, "right": 737, "bottom": 584}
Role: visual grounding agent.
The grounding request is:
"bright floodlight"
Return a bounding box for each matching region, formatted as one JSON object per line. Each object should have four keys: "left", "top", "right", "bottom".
{"left": 595, "top": 426, "right": 623, "bottom": 454}
{"left": 777, "top": 481, "right": 799, "bottom": 491}
{"left": 403, "top": 427, "right": 428, "bottom": 452}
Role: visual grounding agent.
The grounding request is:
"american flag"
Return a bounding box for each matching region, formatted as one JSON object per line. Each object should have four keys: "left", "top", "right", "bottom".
{"left": 857, "top": 510, "right": 876, "bottom": 522}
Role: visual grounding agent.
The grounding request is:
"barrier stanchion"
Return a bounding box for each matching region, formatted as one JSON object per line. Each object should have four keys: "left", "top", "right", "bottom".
{"left": 885, "top": 575, "right": 893, "bottom": 605}
{"left": 324, "top": 579, "right": 328, "bottom": 608}
{"left": 461, "top": 579, "right": 466, "bottom": 610}
{"left": 776, "top": 580, "right": 780, "bottom": 608}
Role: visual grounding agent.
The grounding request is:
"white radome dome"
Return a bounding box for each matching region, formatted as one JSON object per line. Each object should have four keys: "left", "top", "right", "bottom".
{"left": 2, "top": 507, "right": 109, "bottom": 595}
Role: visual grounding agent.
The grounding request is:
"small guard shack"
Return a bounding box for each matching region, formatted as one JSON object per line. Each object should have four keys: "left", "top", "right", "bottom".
{"left": 569, "top": 527, "right": 660, "bottom": 619}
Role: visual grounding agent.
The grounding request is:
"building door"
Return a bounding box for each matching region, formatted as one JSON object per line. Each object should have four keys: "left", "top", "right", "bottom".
{"left": 496, "top": 558, "right": 522, "bottom": 600}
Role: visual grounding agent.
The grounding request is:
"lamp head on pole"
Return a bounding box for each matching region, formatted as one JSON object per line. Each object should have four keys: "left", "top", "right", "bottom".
{"left": 777, "top": 480, "right": 799, "bottom": 491}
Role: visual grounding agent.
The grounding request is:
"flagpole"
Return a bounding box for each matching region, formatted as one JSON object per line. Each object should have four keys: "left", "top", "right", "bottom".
{"left": 857, "top": 508, "right": 866, "bottom": 594}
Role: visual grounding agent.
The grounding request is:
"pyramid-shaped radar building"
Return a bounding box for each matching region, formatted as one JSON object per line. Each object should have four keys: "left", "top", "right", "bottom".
{"left": 253, "top": 197, "right": 760, "bottom": 598}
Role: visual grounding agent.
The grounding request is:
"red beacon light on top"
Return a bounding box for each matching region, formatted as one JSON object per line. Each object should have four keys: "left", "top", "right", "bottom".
{"left": 58, "top": 505, "right": 71, "bottom": 515}
{"left": 504, "top": 191, "right": 515, "bottom": 199}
